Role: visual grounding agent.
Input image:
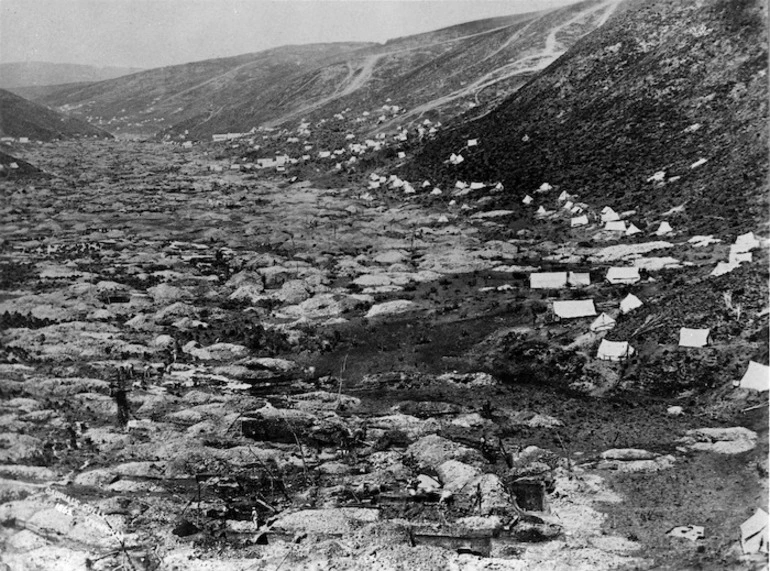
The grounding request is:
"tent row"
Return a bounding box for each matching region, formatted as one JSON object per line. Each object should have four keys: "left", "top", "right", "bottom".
{"left": 530, "top": 267, "right": 640, "bottom": 287}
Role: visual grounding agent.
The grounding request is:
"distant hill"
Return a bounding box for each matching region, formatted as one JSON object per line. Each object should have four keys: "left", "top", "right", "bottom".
{"left": 0, "top": 89, "right": 113, "bottom": 140}
{"left": 405, "top": 0, "right": 768, "bottom": 235}
{"left": 30, "top": 1, "right": 619, "bottom": 138}
{"left": 0, "top": 62, "right": 142, "bottom": 89}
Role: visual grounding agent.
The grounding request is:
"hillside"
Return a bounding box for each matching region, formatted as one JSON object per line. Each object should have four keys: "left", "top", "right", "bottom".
{"left": 32, "top": 1, "right": 620, "bottom": 139}
{"left": 405, "top": 0, "right": 768, "bottom": 235}
{"left": 0, "top": 148, "right": 40, "bottom": 176}
{"left": 0, "top": 89, "right": 113, "bottom": 140}
{"left": 0, "top": 61, "right": 142, "bottom": 89}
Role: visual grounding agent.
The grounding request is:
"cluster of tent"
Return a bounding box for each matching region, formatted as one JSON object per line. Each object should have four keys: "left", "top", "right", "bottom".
{"left": 530, "top": 260, "right": 722, "bottom": 362}
{"left": 523, "top": 189, "right": 668, "bottom": 236}
{"left": 223, "top": 102, "right": 443, "bottom": 174}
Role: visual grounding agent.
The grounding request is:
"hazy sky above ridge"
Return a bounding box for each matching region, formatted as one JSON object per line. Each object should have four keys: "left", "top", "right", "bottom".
{"left": 1, "top": 0, "right": 581, "bottom": 69}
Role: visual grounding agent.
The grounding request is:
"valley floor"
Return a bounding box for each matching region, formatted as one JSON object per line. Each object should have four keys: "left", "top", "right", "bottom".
{"left": 0, "top": 140, "right": 767, "bottom": 570}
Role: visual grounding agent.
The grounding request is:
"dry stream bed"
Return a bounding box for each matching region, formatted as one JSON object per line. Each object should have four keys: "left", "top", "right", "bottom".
{"left": 0, "top": 141, "right": 766, "bottom": 570}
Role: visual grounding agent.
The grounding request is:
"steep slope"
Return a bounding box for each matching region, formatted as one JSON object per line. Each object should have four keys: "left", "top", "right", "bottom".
{"left": 0, "top": 149, "right": 41, "bottom": 176}
{"left": 33, "top": 1, "right": 619, "bottom": 139}
{"left": 0, "top": 61, "right": 142, "bottom": 89}
{"left": 406, "top": 0, "right": 768, "bottom": 234}
{"left": 0, "top": 89, "right": 113, "bottom": 140}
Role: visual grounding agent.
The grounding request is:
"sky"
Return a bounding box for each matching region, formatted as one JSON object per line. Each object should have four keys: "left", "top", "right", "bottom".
{"left": 0, "top": 0, "right": 581, "bottom": 69}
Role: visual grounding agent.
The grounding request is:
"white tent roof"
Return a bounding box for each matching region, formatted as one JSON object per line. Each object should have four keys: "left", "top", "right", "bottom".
{"left": 607, "top": 267, "right": 641, "bottom": 284}
{"left": 467, "top": 138, "right": 478, "bottom": 147}
{"left": 571, "top": 215, "right": 589, "bottom": 227}
{"left": 568, "top": 272, "right": 591, "bottom": 287}
{"left": 558, "top": 191, "right": 570, "bottom": 201}
{"left": 729, "top": 248, "right": 752, "bottom": 264}
{"left": 738, "top": 361, "right": 769, "bottom": 391}
{"left": 626, "top": 224, "right": 642, "bottom": 236}
{"left": 734, "top": 231, "right": 760, "bottom": 252}
{"left": 553, "top": 299, "right": 596, "bottom": 319}
{"left": 678, "top": 328, "right": 710, "bottom": 348}
{"left": 523, "top": 195, "right": 534, "bottom": 205}
{"left": 536, "top": 206, "right": 548, "bottom": 215}
{"left": 655, "top": 222, "right": 673, "bottom": 235}
{"left": 530, "top": 272, "right": 568, "bottom": 289}
{"left": 470, "top": 182, "right": 485, "bottom": 190}
{"left": 563, "top": 201, "right": 574, "bottom": 210}
{"left": 604, "top": 220, "right": 627, "bottom": 232}
{"left": 538, "top": 182, "right": 552, "bottom": 192}
{"left": 597, "top": 339, "right": 635, "bottom": 361}
{"left": 740, "top": 508, "right": 769, "bottom": 554}
{"left": 601, "top": 208, "right": 620, "bottom": 222}
{"left": 710, "top": 261, "right": 739, "bottom": 277}
{"left": 620, "top": 293, "right": 643, "bottom": 314}
{"left": 590, "top": 312, "right": 616, "bottom": 332}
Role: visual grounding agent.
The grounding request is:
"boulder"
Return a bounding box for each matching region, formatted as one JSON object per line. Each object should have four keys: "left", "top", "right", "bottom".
{"left": 365, "top": 300, "right": 415, "bottom": 319}
{"left": 678, "top": 427, "right": 758, "bottom": 454}
{"left": 407, "top": 435, "right": 485, "bottom": 470}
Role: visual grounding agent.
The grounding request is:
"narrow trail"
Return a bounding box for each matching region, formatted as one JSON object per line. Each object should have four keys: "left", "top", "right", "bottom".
{"left": 372, "top": 0, "right": 623, "bottom": 132}
{"left": 262, "top": 19, "right": 536, "bottom": 128}
{"left": 264, "top": 54, "right": 384, "bottom": 128}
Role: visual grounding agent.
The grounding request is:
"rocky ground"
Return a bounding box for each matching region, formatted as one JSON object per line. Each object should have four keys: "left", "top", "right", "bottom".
{"left": 0, "top": 140, "right": 767, "bottom": 570}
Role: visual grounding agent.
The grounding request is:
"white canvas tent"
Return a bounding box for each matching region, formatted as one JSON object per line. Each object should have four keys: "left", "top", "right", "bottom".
{"left": 597, "top": 339, "right": 635, "bottom": 361}
{"left": 601, "top": 207, "right": 620, "bottom": 222}
{"left": 626, "top": 224, "right": 642, "bottom": 236}
{"left": 523, "top": 195, "right": 534, "bottom": 205}
{"left": 467, "top": 138, "right": 478, "bottom": 147}
{"left": 655, "top": 222, "right": 673, "bottom": 235}
{"left": 568, "top": 272, "right": 591, "bottom": 287}
{"left": 604, "top": 221, "right": 627, "bottom": 232}
{"left": 607, "top": 267, "right": 641, "bottom": 285}
{"left": 571, "top": 215, "right": 589, "bottom": 227}
{"left": 737, "top": 361, "right": 769, "bottom": 391}
{"left": 620, "top": 293, "right": 643, "bottom": 314}
{"left": 553, "top": 299, "right": 596, "bottom": 319}
{"left": 536, "top": 206, "right": 548, "bottom": 216}
{"left": 530, "top": 272, "right": 568, "bottom": 289}
{"left": 729, "top": 248, "right": 752, "bottom": 264}
{"left": 734, "top": 232, "right": 760, "bottom": 252}
{"left": 678, "top": 328, "right": 710, "bottom": 348}
{"left": 470, "top": 182, "right": 485, "bottom": 190}
{"left": 558, "top": 191, "right": 571, "bottom": 201}
{"left": 740, "top": 508, "right": 769, "bottom": 554}
{"left": 711, "top": 261, "right": 739, "bottom": 277}
{"left": 590, "top": 312, "right": 616, "bottom": 332}
{"left": 537, "top": 183, "right": 552, "bottom": 193}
